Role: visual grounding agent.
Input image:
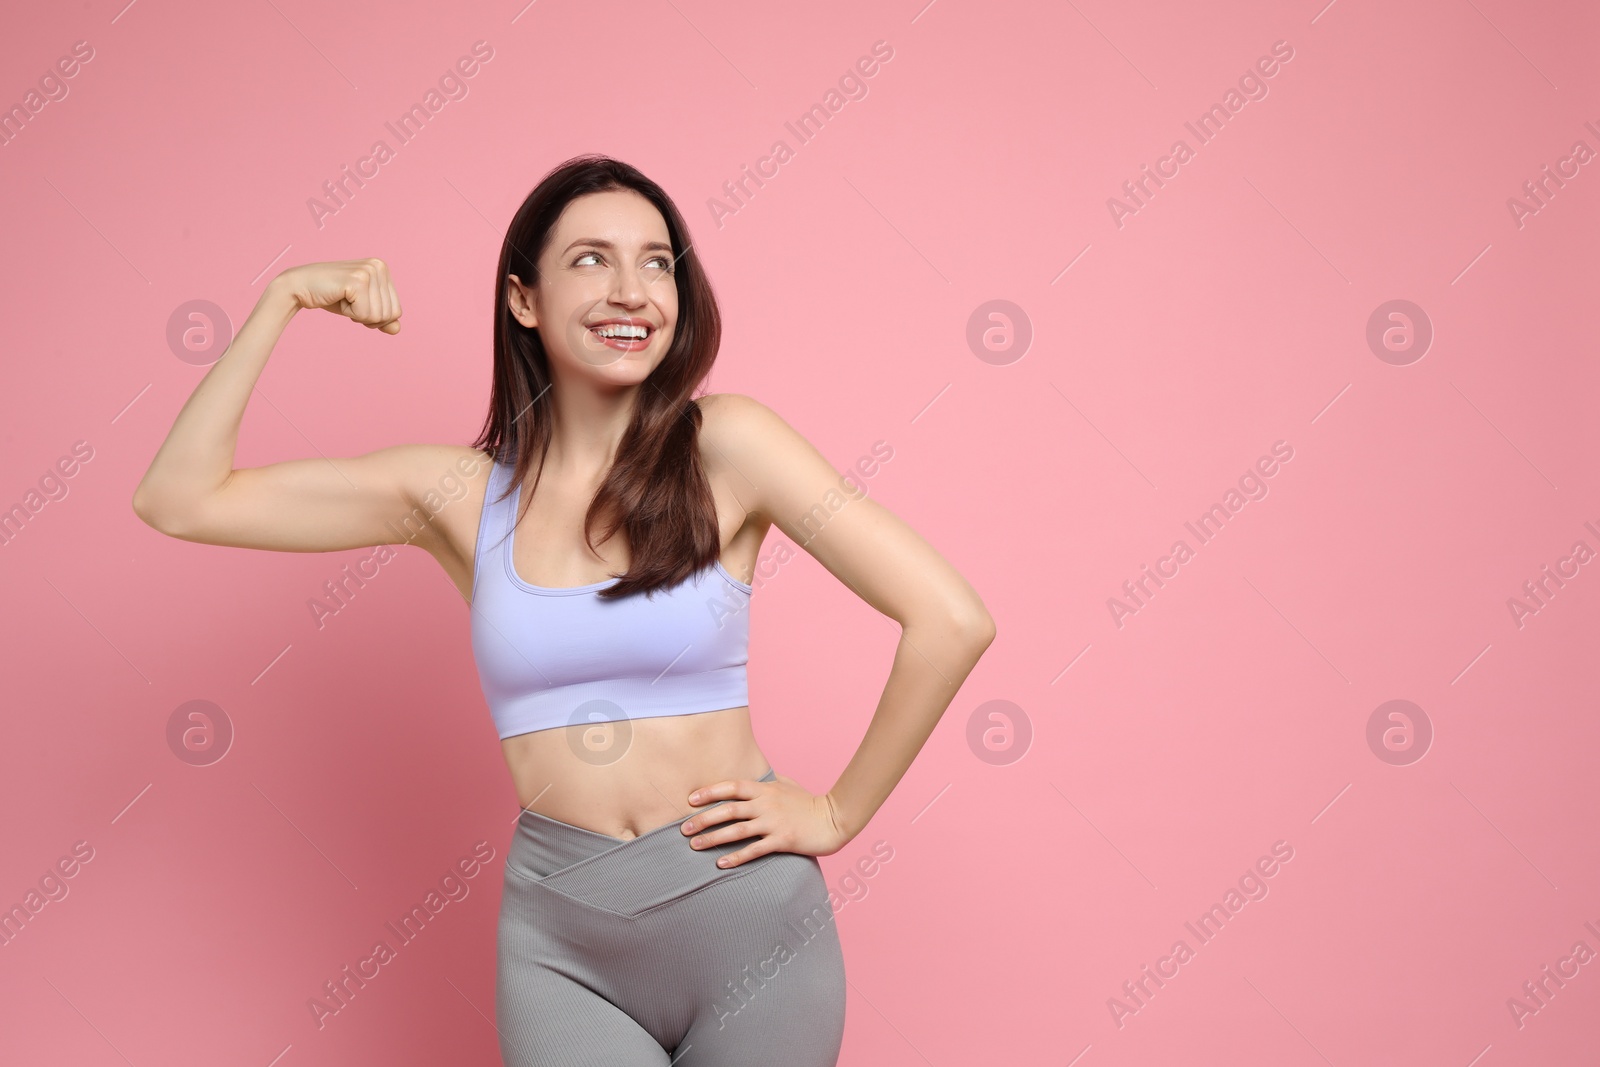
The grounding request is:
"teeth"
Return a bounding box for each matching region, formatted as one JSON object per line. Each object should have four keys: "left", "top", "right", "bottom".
{"left": 592, "top": 324, "right": 649, "bottom": 339}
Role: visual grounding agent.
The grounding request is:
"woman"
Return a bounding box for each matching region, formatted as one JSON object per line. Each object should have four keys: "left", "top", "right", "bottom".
{"left": 133, "top": 154, "right": 995, "bottom": 1066}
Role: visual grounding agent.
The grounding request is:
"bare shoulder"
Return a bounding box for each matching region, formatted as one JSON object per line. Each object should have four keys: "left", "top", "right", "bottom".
{"left": 695, "top": 392, "right": 788, "bottom": 483}
{"left": 390, "top": 443, "right": 496, "bottom": 503}
{"left": 694, "top": 391, "right": 846, "bottom": 528}
{"left": 697, "top": 390, "right": 802, "bottom": 448}
{"left": 383, "top": 443, "right": 496, "bottom": 553}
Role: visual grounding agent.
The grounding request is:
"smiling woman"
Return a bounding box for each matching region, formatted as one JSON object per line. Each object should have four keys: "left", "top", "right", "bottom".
{"left": 511, "top": 232, "right": 675, "bottom": 360}
{"left": 505, "top": 225, "right": 681, "bottom": 379}
{"left": 131, "top": 153, "right": 994, "bottom": 1067}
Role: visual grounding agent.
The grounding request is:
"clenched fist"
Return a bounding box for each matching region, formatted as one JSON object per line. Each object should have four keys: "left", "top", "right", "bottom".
{"left": 275, "top": 258, "right": 403, "bottom": 335}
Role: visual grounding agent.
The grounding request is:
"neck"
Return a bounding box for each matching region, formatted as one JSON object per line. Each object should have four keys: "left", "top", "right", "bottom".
{"left": 543, "top": 378, "right": 638, "bottom": 478}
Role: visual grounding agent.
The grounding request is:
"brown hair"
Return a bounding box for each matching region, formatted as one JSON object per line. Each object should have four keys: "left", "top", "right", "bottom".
{"left": 470, "top": 154, "right": 723, "bottom": 600}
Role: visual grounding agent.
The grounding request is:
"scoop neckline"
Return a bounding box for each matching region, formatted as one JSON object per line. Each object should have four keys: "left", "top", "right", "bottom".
{"left": 501, "top": 467, "right": 754, "bottom": 596}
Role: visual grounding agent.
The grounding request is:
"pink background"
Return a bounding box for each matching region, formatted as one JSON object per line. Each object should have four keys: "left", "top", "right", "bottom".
{"left": 2, "top": 0, "right": 1598, "bottom": 1064}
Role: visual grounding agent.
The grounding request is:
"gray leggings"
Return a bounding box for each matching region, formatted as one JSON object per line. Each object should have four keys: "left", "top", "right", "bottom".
{"left": 496, "top": 768, "right": 846, "bottom": 1066}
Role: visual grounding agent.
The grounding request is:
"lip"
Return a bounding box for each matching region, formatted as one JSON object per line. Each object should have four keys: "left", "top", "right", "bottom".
{"left": 585, "top": 316, "right": 657, "bottom": 353}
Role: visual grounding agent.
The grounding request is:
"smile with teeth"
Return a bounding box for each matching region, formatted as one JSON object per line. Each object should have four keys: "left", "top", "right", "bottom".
{"left": 591, "top": 324, "right": 650, "bottom": 338}
{"left": 588, "top": 321, "right": 656, "bottom": 350}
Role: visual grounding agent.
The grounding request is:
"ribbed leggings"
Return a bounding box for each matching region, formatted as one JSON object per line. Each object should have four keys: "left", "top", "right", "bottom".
{"left": 496, "top": 768, "right": 846, "bottom": 1066}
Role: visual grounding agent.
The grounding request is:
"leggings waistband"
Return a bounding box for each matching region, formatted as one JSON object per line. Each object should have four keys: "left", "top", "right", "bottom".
{"left": 507, "top": 767, "right": 778, "bottom": 917}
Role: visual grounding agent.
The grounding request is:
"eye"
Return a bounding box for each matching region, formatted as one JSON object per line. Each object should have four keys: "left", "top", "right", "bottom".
{"left": 645, "top": 255, "right": 675, "bottom": 274}
{"left": 573, "top": 251, "right": 601, "bottom": 267}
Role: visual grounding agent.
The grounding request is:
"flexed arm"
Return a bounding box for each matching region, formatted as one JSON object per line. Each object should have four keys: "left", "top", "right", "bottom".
{"left": 130, "top": 259, "right": 459, "bottom": 556}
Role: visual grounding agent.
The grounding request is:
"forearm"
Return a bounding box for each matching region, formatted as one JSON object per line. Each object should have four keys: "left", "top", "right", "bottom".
{"left": 133, "top": 279, "right": 300, "bottom": 521}
{"left": 825, "top": 611, "right": 996, "bottom": 842}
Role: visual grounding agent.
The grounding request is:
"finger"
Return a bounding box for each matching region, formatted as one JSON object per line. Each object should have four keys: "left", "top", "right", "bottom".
{"left": 372, "top": 297, "right": 399, "bottom": 331}
{"left": 366, "top": 260, "right": 386, "bottom": 317}
{"left": 341, "top": 285, "right": 367, "bottom": 324}
{"left": 682, "top": 801, "right": 753, "bottom": 837}
{"left": 715, "top": 840, "right": 775, "bottom": 869}
{"left": 687, "top": 780, "right": 736, "bottom": 806}
{"left": 384, "top": 285, "right": 403, "bottom": 333}
{"left": 374, "top": 262, "right": 395, "bottom": 324}
{"left": 365, "top": 263, "right": 384, "bottom": 325}
{"left": 345, "top": 264, "right": 371, "bottom": 317}
{"left": 688, "top": 777, "right": 761, "bottom": 806}
{"left": 688, "top": 817, "right": 761, "bottom": 851}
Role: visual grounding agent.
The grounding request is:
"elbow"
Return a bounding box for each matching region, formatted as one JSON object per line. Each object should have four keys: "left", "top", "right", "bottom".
{"left": 130, "top": 485, "right": 155, "bottom": 526}
{"left": 131, "top": 484, "right": 161, "bottom": 528}
{"left": 131, "top": 486, "right": 188, "bottom": 538}
{"left": 944, "top": 598, "right": 996, "bottom": 648}
{"left": 963, "top": 607, "right": 997, "bottom": 649}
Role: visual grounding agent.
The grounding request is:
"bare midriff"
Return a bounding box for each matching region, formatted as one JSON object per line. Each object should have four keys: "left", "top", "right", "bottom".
{"left": 499, "top": 703, "right": 771, "bottom": 841}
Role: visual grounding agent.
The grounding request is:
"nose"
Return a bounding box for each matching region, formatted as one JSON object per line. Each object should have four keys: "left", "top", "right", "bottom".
{"left": 609, "top": 257, "right": 648, "bottom": 308}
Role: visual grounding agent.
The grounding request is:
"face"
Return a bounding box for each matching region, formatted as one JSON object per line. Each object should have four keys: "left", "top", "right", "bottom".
{"left": 507, "top": 188, "right": 679, "bottom": 386}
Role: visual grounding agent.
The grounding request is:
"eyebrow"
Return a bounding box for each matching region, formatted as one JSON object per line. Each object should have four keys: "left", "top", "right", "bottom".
{"left": 562, "top": 238, "right": 675, "bottom": 255}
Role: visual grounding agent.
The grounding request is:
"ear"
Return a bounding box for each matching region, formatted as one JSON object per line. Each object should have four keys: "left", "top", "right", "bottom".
{"left": 507, "top": 274, "right": 538, "bottom": 329}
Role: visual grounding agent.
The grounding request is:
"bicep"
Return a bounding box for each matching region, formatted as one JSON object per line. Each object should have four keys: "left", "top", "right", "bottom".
{"left": 160, "top": 444, "right": 481, "bottom": 554}
{"left": 709, "top": 395, "right": 991, "bottom": 631}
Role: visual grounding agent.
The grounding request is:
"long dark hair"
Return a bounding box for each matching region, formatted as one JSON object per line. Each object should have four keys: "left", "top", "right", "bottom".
{"left": 470, "top": 155, "right": 723, "bottom": 600}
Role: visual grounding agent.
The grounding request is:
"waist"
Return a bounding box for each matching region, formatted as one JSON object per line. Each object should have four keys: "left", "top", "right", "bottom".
{"left": 500, "top": 705, "right": 764, "bottom": 839}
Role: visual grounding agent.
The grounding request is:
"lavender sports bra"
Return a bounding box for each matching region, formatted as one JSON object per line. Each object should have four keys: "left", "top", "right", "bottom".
{"left": 469, "top": 459, "right": 753, "bottom": 741}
